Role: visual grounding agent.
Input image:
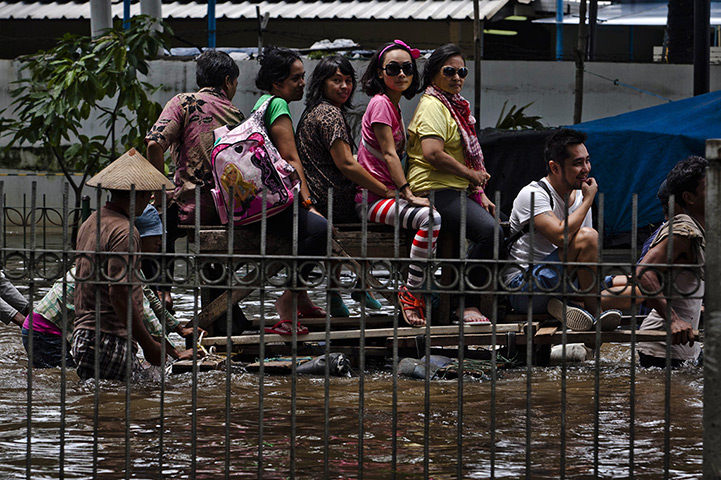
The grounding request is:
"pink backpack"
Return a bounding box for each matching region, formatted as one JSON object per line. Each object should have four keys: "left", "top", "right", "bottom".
{"left": 210, "top": 97, "right": 300, "bottom": 225}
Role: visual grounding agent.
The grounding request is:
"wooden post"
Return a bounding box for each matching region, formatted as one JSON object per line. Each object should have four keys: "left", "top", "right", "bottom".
{"left": 573, "top": 0, "right": 588, "bottom": 124}
{"left": 473, "top": 0, "right": 483, "bottom": 133}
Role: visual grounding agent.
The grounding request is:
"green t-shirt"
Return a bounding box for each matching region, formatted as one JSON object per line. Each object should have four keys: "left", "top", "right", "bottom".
{"left": 406, "top": 94, "right": 468, "bottom": 192}
{"left": 252, "top": 94, "right": 293, "bottom": 131}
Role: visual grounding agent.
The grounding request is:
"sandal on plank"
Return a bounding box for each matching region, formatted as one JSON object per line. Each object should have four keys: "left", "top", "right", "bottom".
{"left": 264, "top": 319, "right": 309, "bottom": 335}
{"left": 398, "top": 286, "right": 426, "bottom": 328}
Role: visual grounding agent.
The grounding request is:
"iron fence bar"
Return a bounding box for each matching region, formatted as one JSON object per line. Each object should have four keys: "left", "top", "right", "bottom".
{"left": 391, "top": 190, "right": 399, "bottom": 478}
{"left": 93, "top": 185, "right": 103, "bottom": 479}
{"left": 629, "top": 194, "right": 639, "bottom": 480}
{"left": 124, "top": 187, "right": 138, "bottom": 479}
{"left": 703, "top": 140, "right": 721, "bottom": 478}
{"left": 358, "top": 189, "right": 368, "bottom": 480}
{"left": 490, "top": 190, "right": 501, "bottom": 479}
{"left": 663, "top": 197, "right": 675, "bottom": 480}
{"left": 59, "top": 182, "right": 70, "bottom": 480}
{"left": 455, "top": 189, "right": 466, "bottom": 480}
{"left": 593, "top": 194, "right": 605, "bottom": 477}
{"left": 290, "top": 196, "right": 299, "bottom": 480}
{"left": 191, "top": 187, "right": 201, "bottom": 478}
{"left": 25, "top": 182, "right": 37, "bottom": 480}
{"left": 559, "top": 191, "right": 570, "bottom": 480}
{"left": 225, "top": 187, "right": 235, "bottom": 479}
{"left": 257, "top": 190, "right": 268, "bottom": 478}
{"left": 158, "top": 187, "right": 167, "bottom": 479}
{"left": 524, "top": 192, "right": 536, "bottom": 478}
{"left": 323, "top": 189, "right": 334, "bottom": 479}
{"left": 423, "top": 191, "right": 436, "bottom": 480}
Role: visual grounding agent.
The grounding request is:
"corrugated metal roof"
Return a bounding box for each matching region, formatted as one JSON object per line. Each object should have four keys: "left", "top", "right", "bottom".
{"left": 0, "top": 0, "right": 509, "bottom": 21}
{"left": 534, "top": 2, "right": 721, "bottom": 26}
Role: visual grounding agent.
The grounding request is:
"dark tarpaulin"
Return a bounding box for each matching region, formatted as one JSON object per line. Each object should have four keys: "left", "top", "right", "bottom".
{"left": 480, "top": 127, "right": 554, "bottom": 217}
{"left": 571, "top": 90, "right": 721, "bottom": 237}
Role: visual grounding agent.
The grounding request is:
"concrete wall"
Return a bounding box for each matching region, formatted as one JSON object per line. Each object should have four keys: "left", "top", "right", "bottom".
{"left": 2, "top": 57, "right": 720, "bottom": 207}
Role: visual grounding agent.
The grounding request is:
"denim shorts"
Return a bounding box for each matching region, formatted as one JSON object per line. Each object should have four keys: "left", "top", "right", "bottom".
{"left": 506, "top": 250, "right": 579, "bottom": 314}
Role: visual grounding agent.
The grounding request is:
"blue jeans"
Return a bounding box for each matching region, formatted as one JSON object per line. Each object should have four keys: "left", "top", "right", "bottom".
{"left": 507, "top": 250, "right": 579, "bottom": 314}
{"left": 21, "top": 327, "right": 75, "bottom": 369}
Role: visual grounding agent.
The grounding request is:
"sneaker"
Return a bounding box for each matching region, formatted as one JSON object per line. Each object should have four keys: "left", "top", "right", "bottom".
{"left": 547, "top": 298, "right": 594, "bottom": 331}
{"left": 595, "top": 309, "right": 622, "bottom": 331}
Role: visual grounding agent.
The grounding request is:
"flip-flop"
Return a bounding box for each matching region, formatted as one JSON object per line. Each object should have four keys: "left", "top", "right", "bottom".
{"left": 297, "top": 306, "right": 327, "bottom": 319}
{"left": 264, "top": 319, "right": 309, "bottom": 335}
{"left": 398, "top": 286, "right": 426, "bottom": 328}
{"left": 462, "top": 309, "right": 491, "bottom": 325}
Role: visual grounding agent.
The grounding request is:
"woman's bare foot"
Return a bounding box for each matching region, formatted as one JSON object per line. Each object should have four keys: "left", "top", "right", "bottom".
{"left": 458, "top": 307, "right": 490, "bottom": 325}
{"left": 275, "top": 290, "right": 324, "bottom": 319}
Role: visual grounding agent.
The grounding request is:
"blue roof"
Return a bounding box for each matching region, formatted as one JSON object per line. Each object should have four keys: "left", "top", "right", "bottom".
{"left": 571, "top": 90, "right": 721, "bottom": 235}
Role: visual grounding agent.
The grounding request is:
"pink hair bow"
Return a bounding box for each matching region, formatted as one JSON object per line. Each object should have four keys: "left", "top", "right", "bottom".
{"left": 379, "top": 39, "right": 421, "bottom": 60}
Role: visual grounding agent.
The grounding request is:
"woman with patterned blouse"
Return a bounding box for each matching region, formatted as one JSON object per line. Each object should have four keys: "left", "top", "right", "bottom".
{"left": 296, "top": 56, "right": 394, "bottom": 316}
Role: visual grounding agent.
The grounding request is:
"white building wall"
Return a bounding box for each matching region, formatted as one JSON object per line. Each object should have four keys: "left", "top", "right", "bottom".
{"left": 1, "top": 57, "right": 719, "bottom": 206}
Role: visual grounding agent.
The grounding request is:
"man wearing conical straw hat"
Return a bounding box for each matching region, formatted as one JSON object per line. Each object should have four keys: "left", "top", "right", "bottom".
{"left": 72, "top": 148, "right": 174, "bottom": 381}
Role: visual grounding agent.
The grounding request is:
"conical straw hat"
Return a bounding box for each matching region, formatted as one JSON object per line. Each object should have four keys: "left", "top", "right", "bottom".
{"left": 86, "top": 148, "right": 174, "bottom": 191}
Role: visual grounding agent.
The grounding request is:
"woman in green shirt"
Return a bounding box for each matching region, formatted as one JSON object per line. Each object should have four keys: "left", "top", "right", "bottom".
{"left": 252, "top": 46, "right": 330, "bottom": 334}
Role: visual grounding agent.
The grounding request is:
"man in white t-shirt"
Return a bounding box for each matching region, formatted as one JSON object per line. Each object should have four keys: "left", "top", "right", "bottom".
{"left": 504, "top": 129, "right": 621, "bottom": 331}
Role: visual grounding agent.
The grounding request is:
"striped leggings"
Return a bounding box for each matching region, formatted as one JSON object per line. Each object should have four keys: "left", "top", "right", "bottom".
{"left": 357, "top": 198, "right": 441, "bottom": 288}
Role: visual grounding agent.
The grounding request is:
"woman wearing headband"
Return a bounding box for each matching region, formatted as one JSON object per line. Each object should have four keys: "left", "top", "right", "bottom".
{"left": 406, "top": 43, "right": 501, "bottom": 325}
{"left": 356, "top": 40, "right": 441, "bottom": 328}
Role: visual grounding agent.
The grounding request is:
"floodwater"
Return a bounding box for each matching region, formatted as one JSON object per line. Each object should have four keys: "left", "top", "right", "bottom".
{"left": 0, "top": 234, "right": 705, "bottom": 478}
{"left": 0, "top": 290, "right": 704, "bottom": 479}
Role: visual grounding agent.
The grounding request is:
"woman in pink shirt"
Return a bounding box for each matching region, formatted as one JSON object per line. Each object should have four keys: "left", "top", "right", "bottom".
{"left": 356, "top": 40, "right": 441, "bottom": 327}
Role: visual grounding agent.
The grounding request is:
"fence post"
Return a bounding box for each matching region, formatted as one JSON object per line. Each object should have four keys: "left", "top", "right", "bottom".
{"left": 704, "top": 139, "right": 721, "bottom": 478}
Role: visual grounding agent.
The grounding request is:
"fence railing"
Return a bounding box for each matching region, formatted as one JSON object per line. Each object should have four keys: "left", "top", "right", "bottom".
{"left": 0, "top": 151, "right": 714, "bottom": 478}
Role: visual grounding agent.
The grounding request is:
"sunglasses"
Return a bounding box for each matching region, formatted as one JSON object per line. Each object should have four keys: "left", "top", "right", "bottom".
{"left": 382, "top": 61, "right": 414, "bottom": 77}
{"left": 442, "top": 66, "right": 469, "bottom": 78}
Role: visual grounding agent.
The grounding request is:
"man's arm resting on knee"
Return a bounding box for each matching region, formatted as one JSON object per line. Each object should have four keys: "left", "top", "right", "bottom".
{"left": 636, "top": 235, "right": 695, "bottom": 346}
{"left": 531, "top": 179, "right": 597, "bottom": 247}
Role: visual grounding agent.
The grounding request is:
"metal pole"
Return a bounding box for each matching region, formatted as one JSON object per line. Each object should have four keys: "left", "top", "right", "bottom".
{"left": 573, "top": 0, "right": 588, "bottom": 124}
{"left": 556, "top": 0, "right": 564, "bottom": 60}
{"left": 588, "top": 0, "right": 598, "bottom": 61}
{"left": 694, "top": 0, "right": 711, "bottom": 96}
{"left": 123, "top": 0, "right": 130, "bottom": 30}
{"left": 208, "top": 0, "right": 217, "bottom": 49}
{"left": 704, "top": 139, "right": 721, "bottom": 478}
{"left": 89, "top": 0, "right": 112, "bottom": 38}
{"left": 473, "top": 0, "right": 483, "bottom": 134}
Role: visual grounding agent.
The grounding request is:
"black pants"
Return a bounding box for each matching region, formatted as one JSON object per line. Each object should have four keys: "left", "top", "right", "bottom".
{"left": 638, "top": 351, "right": 685, "bottom": 369}
{"left": 432, "top": 189, "right": 504, "bottom": 309}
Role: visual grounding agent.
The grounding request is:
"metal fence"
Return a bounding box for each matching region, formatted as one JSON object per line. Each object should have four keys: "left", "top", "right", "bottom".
{"left": 0, "top": 154, "right": 716, "bottom": 479}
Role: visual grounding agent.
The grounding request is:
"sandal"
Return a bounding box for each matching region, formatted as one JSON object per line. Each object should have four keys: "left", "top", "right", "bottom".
{"left": 264, "top": 319, "right": 309, "bottom": 335}
{"left": 398, "top": 286, "right": 426, "bottom": 328}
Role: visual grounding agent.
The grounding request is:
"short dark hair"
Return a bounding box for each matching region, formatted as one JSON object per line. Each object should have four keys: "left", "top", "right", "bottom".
{"left": 666, "top": 155, "right": 708, "bottom": 208}
{"left": 544, "top": 128, "right": 588, "bottom": 173}
{"left": 255, "top": 45, "right": 302, "bottom": 91}
{"left": 360, "top": 42, "right": 419, "bottom": 100}
{"left": 196, "top": 50, "right": 239, "bottom": 89}
{"left": 305, "top": 55, "right": 357, "bottom": 111}
{"left": 421, "top": 43, "right": 463, "bottom": 91}
{"left": 656, "top": 179, "right": 671, "bottom": 217}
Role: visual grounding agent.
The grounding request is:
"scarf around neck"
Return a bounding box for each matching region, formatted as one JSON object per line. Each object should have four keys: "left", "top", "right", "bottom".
{"left": 424, "top": 84, "right": 486, "bottom": 175}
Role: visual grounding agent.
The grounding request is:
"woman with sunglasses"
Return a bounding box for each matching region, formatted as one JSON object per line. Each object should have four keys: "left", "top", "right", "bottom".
{"left": 296, "top": 55, "right": 394, "bottom": 317}
{"left": 406, "top": 43, "right": 500, "bottom": 325}
{"left": 356, "top": 40, "right": 441, "bottom": 328}
{"left": 252, "top": 45, "right": 330, "bottom": 334}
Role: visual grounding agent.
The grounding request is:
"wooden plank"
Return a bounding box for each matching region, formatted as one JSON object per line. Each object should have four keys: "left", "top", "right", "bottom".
{"left": 251, "top": 315, "right": 396, "bottom": 330}
{"left": 534, "top": 326, "right": 558, "bottom": 344}
{"left": 201, "top": 323, "right": 525, "bottom": 346}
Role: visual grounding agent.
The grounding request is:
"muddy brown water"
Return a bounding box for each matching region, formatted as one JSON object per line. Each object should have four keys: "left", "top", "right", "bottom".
{"left": 0, "top": 298, "right": 703, "bottom": 478}
{"left": 0, "top": 235, "right": 704, "bottom": 478}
